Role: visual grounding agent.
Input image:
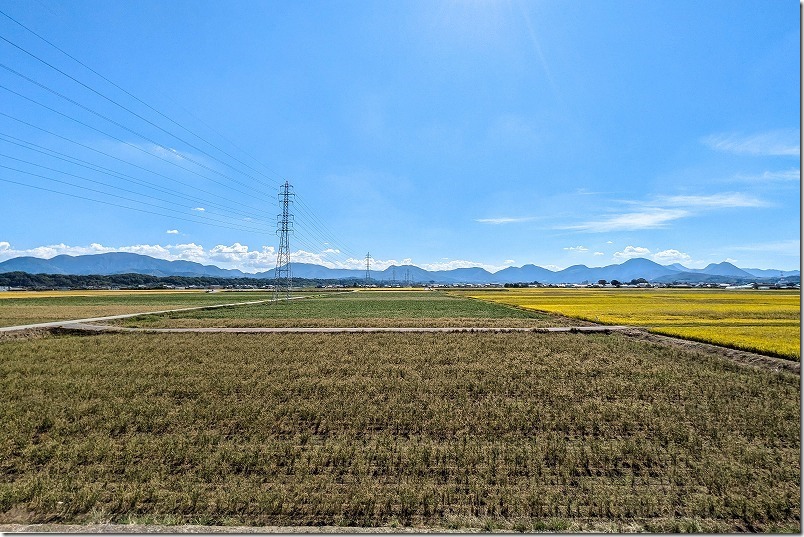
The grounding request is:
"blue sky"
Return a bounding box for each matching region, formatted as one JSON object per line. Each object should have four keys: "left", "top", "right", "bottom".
{"left": 0, "top": 0, "right": 799, "bottom": 272}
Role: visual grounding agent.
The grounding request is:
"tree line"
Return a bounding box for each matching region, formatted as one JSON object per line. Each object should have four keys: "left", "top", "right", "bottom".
{"left": 0, "top": 271, "right": 349, "bottom": 289}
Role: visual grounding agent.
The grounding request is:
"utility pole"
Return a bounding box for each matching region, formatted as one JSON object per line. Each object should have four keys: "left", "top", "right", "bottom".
{"left": 274, "top": 181, "right": 294, "bottom": 302}
{"left": 365, "top": 252, "right": 372, "bottom": 286}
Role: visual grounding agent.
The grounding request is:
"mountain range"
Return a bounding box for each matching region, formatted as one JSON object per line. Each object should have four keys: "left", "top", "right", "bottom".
{"left": 0, "top": 252, "right": 798, "bottom": 284}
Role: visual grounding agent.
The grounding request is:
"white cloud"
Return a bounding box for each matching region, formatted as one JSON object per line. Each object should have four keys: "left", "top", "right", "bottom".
{"left": 652, "top": 249, "right": 692, "bottom": 265}
{"left": 702, "top": 129, "right": 800, "bottom": 156}
{"left": 658, "top": 192, "right": 769, "bottom": 208}
{"left": 563, "top": 246, "right": 588, "bottom": 252}
{"left": 192, "top": 207, "right": 205, "bottom": 212}
{"left": 734, "top": 169, "right": 800, "bottom": 183}
{"left": 166, "top": 229, "right": 179, "bottom": 234}
{"left": 593, "top": 252, "right": 604, "bottom": 256}
{"left": 0, "top": 241, "right": 279, "bottom": 273}
{"left": 563, "top": 189, "right": 769, "bottom": 233}
{"left": 568, "top": 208, "right": 689, "bottom": 232}
{"left": 476, "top": 216, "right": 536, "bottom": 225}
{"left": 613, "top": 246, "right": 652, "bottom": 261}
{"left": 611, "top": 246, "right": 702, "bottom": 267}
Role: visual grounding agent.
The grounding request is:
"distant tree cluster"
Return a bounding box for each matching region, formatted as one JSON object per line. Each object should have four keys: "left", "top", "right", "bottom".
{"left": 0, "top": 272, "right": 329, "bottom": 289}
{"left": 503, "top": 282, "right": 538, "bottom": 288}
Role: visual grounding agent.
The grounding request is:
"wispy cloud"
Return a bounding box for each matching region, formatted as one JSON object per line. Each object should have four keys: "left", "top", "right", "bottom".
{"left": 563, "top": 191, "right": 768, "bottom": 232}
{"left": 563, "top": 245, "right": 588, "bottom": 252}
{"left": 166, "top": 229, "right": 179, "bottom": 234}
{"left": 728, "top": 239, "right": 800, "bottom": 255}
{"left": 734, "top": 169, "right": 800, "bottom": 183}
{"left": 566, "top": 208, "right": 689, "bottom": 232}
{"left": 702, "top": 129, "right": 799, "bottom": 156}
{"left": 657, "top": 192, "right": 770, "bottom": 208}
{"left": 476, "top": 216, "right": 537, "bottom": 225}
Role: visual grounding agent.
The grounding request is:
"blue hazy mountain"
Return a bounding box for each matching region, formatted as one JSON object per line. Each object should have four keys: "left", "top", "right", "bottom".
{"left": 0, "top": 252, "right": 797, "bottom": 284}
{"left": 0, "top": 252, "right": 249, "bottom": 278}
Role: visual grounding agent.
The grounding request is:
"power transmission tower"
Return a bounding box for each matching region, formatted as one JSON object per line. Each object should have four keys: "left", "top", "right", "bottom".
{"left": 365, "top": 252, "right": 372, "bottom": 286}
{"left": 273, "top": 181, "right": 294, "bottom": 302}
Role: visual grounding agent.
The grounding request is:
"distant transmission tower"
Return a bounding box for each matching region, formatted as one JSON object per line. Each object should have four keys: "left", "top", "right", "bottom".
{"left": 365, "top": 252, "right": 372, "bottom": 286}
{"left": 273, "top": 181, "right": 294, "bottom": 302}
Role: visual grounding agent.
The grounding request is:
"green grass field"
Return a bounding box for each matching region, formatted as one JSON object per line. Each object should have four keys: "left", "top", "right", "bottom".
{"left": 117, "top": 290, "right": 572, "bottom": 328}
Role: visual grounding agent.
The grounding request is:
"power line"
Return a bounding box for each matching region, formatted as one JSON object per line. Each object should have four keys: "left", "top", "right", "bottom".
{"left": 0, "top": 175, "right": 268, "bottom": 234}
{"left": 0, "top": 64, "right": 275, "bottom": 198}
{"left": 0, "top": 10, "right": 361, "bottom": 263}
{"left": 0, "top": 8, "right": 288, "bottom": 189}
{"left": 1, "top": 162, "right": 270, "bottom": 233}
{"left": 0, "top": 133, "right": 269, "bottom": 221}
{"left": 0, "top": 114, "right": 270, "bottom": 213}
{"left": 0, "top": 85, "right": 273, "bottom": 203}
{"left": 0, "top": 31, "right": 282, "bottom": 192}
{"left": 0, "top": 152, "right": 272, "bottom": 230}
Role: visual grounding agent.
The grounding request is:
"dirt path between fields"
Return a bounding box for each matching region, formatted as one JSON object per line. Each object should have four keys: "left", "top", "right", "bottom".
{"left": 54, "top": 323, "right": 632, "bottom": 334}
{"left": 619, "top": 328, "right": 799, "bottom": 375}
{"left": 0, "top": 523, "right": 459, "bottom": 533}
{"left": 0, "top": 296, "right": 303, "bottom": 334}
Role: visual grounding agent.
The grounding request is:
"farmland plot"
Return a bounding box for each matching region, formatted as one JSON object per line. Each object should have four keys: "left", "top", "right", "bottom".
{"left": 0, "top": 290, "right": 272, "bottom": 328}
{"left": 464, "top": 289, "right": 801, "bottom": 360}
{"left": 0, "top": 330, "right": 799, "bottom": 532}
{"left": 116, "top": 290, "right": 573, "bottom": 329}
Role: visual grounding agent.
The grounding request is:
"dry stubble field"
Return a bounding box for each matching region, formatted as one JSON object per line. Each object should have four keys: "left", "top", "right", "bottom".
{"left": 0, "top": 290, "right": 800, "bottom": 532}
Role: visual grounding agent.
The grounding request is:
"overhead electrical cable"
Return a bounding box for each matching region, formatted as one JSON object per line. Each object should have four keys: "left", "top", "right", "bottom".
{"left": 0, "top": 113, "right": 269, "bottom": 213}
{"left": 0, "top": 63, "right": 275, "bottom": 198}
{"left": 0, "top": 9, "right": 286, "bottom": 189}
{"left": 1, "top": 10, "right": 360, "bottom": 262}
{"left": 0, "top": 33, "right": 282, "bottom": 192}
{"left": 0, "top": 168, "right": 269, "bottom": 234}
{"left": 0, "top": 133, "right": 270, "bottom": 221}
{"left": 0, "top": 85, "right": 276, "bottom": 204}
{"left": 0, "top": 152, "right": 273, "bottom": 229}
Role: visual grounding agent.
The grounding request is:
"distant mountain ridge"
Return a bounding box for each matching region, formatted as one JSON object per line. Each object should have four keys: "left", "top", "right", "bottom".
{"left": 0, "top": 252, "right": 798, "bottom": 284}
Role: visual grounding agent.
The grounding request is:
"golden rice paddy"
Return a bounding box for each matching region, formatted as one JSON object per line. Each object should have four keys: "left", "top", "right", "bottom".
{"left": 463, "top": 289, "right": 801, "bottom": 360}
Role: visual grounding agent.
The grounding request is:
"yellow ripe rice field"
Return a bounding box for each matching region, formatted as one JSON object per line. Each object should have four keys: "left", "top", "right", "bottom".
{"left": 464, "top": 289, "right": 801, "bottom": 360}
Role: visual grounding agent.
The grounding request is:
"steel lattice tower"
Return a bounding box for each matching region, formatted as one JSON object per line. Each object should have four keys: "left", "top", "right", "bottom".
{"left": 273, "top": 181, "right": 294, "bottom": 302}
{"left": 365, "top": 252, "right": 372, "bottom": 286}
